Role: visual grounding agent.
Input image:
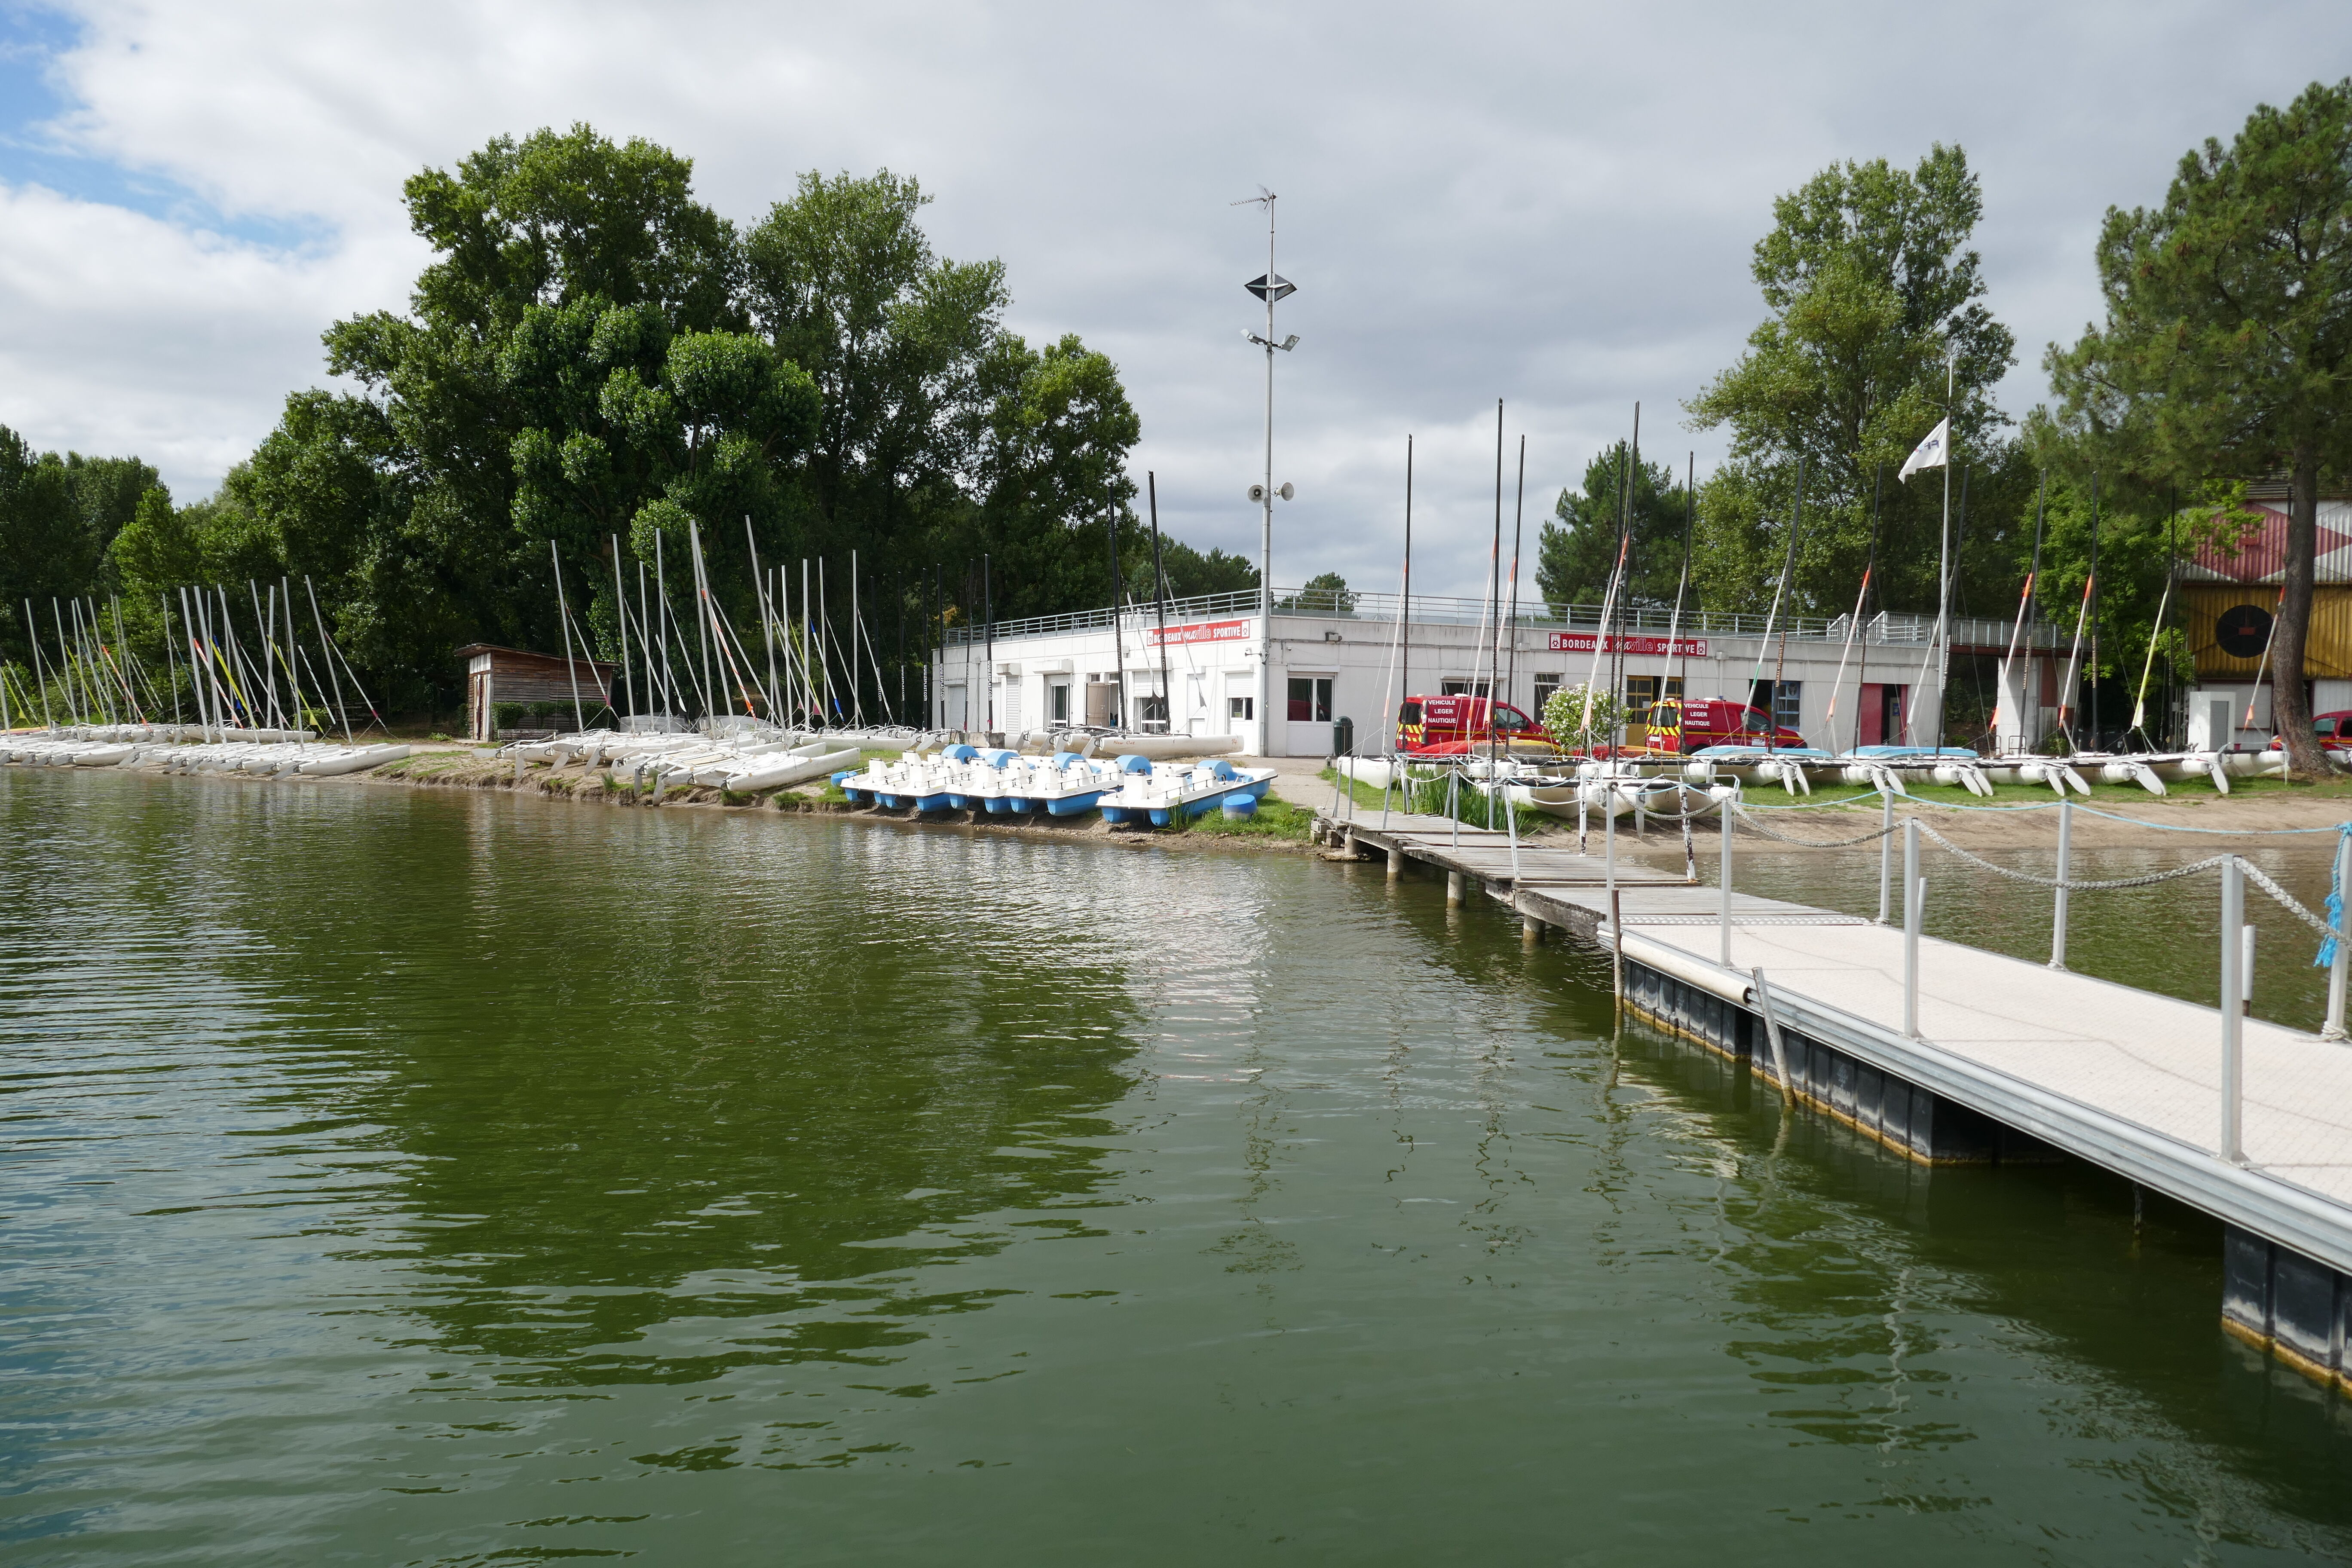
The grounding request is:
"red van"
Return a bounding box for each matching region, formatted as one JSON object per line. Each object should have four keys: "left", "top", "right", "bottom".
{"left": 1396, "top": 693, "right": 1550, "bottom": 756}
{"left": 1638, "top": 696, "right": 1804, "bottom": 753}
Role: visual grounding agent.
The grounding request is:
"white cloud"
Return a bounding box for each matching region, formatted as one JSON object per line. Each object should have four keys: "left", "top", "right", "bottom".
{"left": 4, "top": 0, "right": 2348, "bottom": 595}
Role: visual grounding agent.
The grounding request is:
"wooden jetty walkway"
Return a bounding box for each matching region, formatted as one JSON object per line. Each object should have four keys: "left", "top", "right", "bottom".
{"left": 1323, "top": 806, "right": 2352, "bottom": 1392}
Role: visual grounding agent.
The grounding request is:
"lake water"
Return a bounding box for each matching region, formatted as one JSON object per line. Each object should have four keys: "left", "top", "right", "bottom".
{"left": 6, "top": 767, "right": 2352, "bottom": 1565}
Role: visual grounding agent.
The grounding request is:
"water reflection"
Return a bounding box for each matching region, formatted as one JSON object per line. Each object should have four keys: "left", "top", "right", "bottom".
{"left": 8, "top": 768, "right": 2352, "bottom": 1563}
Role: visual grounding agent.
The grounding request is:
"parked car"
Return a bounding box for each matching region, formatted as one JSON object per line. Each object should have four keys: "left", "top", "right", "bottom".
{"left": 1396, "top": 693, "right": 1550, "bottom": 756}
{"left": 2270, "top": 709, "right": 2352, "bottom": 751}
{"left": 1635, "top": 696, "right": 1805, "bottom": 754}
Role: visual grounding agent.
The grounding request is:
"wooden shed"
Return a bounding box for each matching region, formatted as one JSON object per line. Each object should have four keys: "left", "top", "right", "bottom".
{"left": 457, "top": 644, "right": 620, "bottom": 741}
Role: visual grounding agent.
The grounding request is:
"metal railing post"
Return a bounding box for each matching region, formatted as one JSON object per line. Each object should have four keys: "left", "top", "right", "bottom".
{"left": 1876, "top": 791, "right": 1893, "bottom": 924}
{"left": 2050, "top": 797, "right": 2071, "bottom": 970}
{"left": 2220, "top": 855, "right": 2245, "bottom": 1164}
{"left": 1749, "top": 966, "right": 1795, "bottom": 1105}
{"left": 1903, "top": 818, "right": 1922, "bottom": 1038}
{"left": 1718, "top": 796, "right": 1733, "bottom": 969}
{"left": 2329, "top": 830, "right": 2352, "bottom": 1042}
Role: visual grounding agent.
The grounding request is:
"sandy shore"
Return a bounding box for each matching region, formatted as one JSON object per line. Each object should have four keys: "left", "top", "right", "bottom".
{"left": 223, "top": 742, "right": 2348, "bottom": 862}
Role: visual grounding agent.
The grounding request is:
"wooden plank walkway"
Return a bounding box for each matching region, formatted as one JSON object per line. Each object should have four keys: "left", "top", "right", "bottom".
{"left": 1332, "top": 815, "right": 1687, "bottom": 890}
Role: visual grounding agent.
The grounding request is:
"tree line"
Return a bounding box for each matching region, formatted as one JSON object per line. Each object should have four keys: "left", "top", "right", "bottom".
{"left": 1536, "top": 80, "right": 2352, "bottom": 763}
{"left": 0, "top": 125, "right": 1255, "bottom": 723}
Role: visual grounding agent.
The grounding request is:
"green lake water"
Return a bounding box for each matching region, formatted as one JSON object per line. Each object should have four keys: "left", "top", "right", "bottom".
{"left": 5, "top": 767, "right": 2352, "bottom": 1564}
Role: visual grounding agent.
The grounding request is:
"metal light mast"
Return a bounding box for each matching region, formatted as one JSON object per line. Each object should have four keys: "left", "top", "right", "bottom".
{"left": 1234, "top": 187, "right": 1296, "bottom": 754}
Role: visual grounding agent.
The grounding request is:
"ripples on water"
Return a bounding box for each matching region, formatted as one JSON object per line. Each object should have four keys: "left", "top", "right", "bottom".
{"left": 4, "top": 768, "right": 2352, "bottom": 1564}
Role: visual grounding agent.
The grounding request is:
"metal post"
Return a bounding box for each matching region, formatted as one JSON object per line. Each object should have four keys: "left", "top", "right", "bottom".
{"left": 2328, "top": 832, "right": 2351, "bottom": 1042}
{"left": 1505, "top": 759, "right": 1523, "bottom": 888}
{"left": 1718, "top": 796, "right": 1733, "bottom": 968}
{"left": 2241, "top": 925, "right": 2256, "bottom": 1018}
{"left": 1681, "top": 791, "right": 1695, "bottom": 883}
{"left": 1750, "top": 966, "right": 1795, "bottom": 1104}
{"left": 1876, "top": 793, "right": 1893, "bottom": 924}
{"left": 1449, "top": 767, "right": 1460, "bottom": 847}
{"left": 2220, "top": 855, "right": 2245, "bottom": 1164}
{"left": 1903, "top": 818, "right": 1922, "bottom": 1037}
{"left": 1604, "top": 776, "right": 1617, "bottom": 903}
{"left": 2050, "top": 797, "right": 2072, "bottom": 970}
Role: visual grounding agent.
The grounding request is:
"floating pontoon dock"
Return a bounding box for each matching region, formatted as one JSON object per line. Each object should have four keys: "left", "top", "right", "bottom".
{"left": 1324, "top": 809, "right": 2352, "bottom": 1393}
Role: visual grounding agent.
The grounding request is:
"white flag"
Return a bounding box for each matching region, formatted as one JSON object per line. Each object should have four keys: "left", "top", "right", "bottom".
{"left": 1899, "top": 419, "right": 1949, "bottom": 483}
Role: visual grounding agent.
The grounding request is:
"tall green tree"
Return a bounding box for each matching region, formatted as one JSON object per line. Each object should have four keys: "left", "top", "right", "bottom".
{"left": 0, "top": 426, "right": 163, "bottom": 668}
{"left": 1536, "top": 446, "right": 1692, "bottom": 609}
{"left": 1686, "top": 146, "right": 2020, "bottom": 618}
{"left": 2042, "top": 79, "right": 2352, "bottom": 773}
{"left": 80, "top": 133, "right": 1161, "bottom": 718}
{"left": 742, "top": 171, "right": 1008, "bottom": 569}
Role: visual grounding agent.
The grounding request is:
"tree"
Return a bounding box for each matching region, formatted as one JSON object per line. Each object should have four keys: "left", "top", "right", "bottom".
{"left": 61, "top": 134, "right": 1173, "bottom": 717}
{"left": 1686, "top": 146, "right": 2019, "bottom": 618}
{"left": 1129, "top": 536, "right": 1256, "bottom": 601}
{"left": 962, "top": 332, "right": 1141, "bottom": 620}
{"left": 2043, "top": 79, "right": 2352, "bottom": 774}
{"left": 1535, "top": 446, "right": 1691, "bottom": 609}
{"left": 1277, "top": 572, "right": 1354, "bottom": 614}
{"left": 742, "top": 171, "right": 1009, "bottom": 573}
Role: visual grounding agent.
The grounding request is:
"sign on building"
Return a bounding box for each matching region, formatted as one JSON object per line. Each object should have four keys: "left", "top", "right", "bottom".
{"left": 1547, "top": 632, "right": 1708, "bottom": 657}
{"left": 1147, "top": 618, "right": 1253, "bottom": 648}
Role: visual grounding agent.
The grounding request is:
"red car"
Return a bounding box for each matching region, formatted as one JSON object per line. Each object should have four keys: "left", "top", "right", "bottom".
{"left": 2271, "top": 709, "right": 2352, "bottom": 751}
{"left": 1396, "top": 693, "right": 1548, "bottom": 756}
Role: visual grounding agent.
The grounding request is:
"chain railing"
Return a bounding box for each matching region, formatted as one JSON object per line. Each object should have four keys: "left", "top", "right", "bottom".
{"left": 1711, "top": 796, "right": 2352, "bottom": 1167}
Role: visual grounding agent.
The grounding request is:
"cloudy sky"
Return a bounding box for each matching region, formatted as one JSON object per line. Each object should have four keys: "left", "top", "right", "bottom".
{"left": 1, "top": 1, "right": 2345, "bottom": 599}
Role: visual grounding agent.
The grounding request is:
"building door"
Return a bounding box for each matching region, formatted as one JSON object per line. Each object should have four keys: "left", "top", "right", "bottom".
{"left": 1186, "top": 671, "right": 1207, "bottom": 736}
{"left": 1859, "top": 683, "right": 1906, "bottom": 746}
{"left": 947, "top": 683, "right": 968, "bottom": 730}
{"left": 1287, "top": 674, "right": 1335, "bottom": 756}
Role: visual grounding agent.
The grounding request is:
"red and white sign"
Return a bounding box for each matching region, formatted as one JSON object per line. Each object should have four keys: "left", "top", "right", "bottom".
{"left": 1147, "top": 617, "right": 1253, "bottom": 648}
{"left": 1547, "top": 632, "right": 1707, "bottom": 657}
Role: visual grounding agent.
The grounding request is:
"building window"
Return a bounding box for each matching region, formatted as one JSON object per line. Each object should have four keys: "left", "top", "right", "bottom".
{"left": 1622, "top": 675, "right": 1683, "bottom": 720}
{"left": 1440, "top": 679, "right": 1491, "bottom": 697}
{"left": 1532, "top": 672, "right": 1564, "bottom": 714}
{"left": 1048, "top": 682, "right": 1071, "bottom": 723}
{"left": 1287, "top": 676, "right": 1332, "bottom": 722}
{"left": 1753, "top": 680, "right": 1800, "bottom": 732}
{"left": 1228, "top": 695, "right": 1254, "bottom": 721}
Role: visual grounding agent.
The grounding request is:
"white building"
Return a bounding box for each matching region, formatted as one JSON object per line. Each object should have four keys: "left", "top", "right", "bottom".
{"left": 928, "top": 586, "right": 2070, "bottom": 758}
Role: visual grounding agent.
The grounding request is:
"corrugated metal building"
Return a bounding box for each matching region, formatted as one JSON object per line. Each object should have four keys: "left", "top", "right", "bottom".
{"left": 2179, "top": 491, "right": 2352, "bottom": 745}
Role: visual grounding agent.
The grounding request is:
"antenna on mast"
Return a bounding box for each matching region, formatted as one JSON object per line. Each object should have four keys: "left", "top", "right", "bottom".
{"left": 1232, "top": 185, "right": 1298, "bottom": 760}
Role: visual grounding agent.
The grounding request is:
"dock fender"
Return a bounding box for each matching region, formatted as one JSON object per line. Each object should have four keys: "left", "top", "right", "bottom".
{"left": 1613, "top": 932, "right": 1753, "bottom": 1009}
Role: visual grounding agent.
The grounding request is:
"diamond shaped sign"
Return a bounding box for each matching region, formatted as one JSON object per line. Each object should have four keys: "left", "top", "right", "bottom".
{"left": 1244, "top": 273, "right": 1296, "bottom": 303}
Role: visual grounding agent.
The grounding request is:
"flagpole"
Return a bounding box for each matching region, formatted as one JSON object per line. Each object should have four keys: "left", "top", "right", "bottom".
{"left": 1936, "top": 355, "right": 1954, "bottom": 748}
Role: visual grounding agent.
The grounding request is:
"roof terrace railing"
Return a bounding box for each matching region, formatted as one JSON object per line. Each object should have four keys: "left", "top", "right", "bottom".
{"left": 941, "top": 589, "right": 2063, "bottom": 650}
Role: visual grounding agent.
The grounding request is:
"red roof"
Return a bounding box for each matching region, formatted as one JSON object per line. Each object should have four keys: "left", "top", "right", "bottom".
{"left": 2183, "top": 501, "right": 2352, "bottom": 585}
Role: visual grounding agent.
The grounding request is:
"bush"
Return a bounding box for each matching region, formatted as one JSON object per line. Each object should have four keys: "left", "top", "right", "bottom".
{"left": 1543, "top": 684, "right": 1626, "bottom": 752}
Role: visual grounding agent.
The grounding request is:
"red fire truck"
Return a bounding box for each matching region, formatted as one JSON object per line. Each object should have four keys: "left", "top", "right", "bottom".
{"left": 1396, "top": 693, "right": 1551, "bottom": 756}
{"left": 1636, "top": 696, "right": 1805, "bottom": 753}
